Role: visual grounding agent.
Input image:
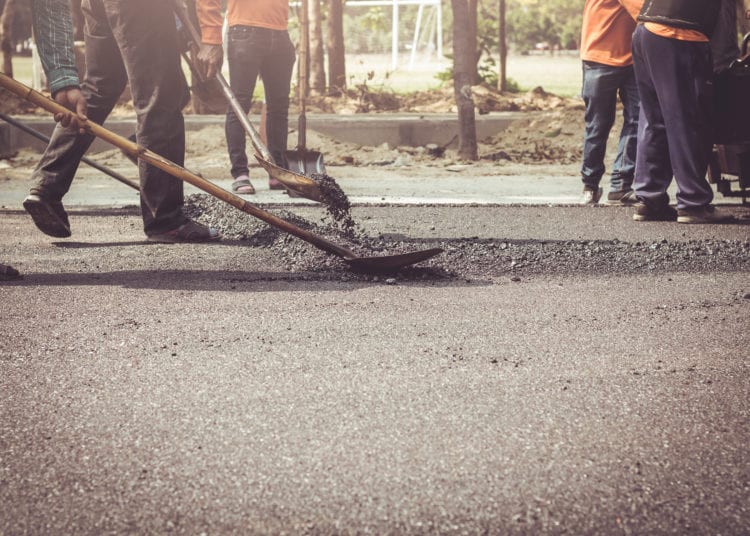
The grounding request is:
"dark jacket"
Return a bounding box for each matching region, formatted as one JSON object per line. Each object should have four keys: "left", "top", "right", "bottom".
{"left": 638, "top": 0, "right": 721, "bottom": 38}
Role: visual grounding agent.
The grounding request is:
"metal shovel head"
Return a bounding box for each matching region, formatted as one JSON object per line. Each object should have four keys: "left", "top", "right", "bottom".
{"left": 254, "top": 156, "right": 324, "bottom": 202}
{"left": 286, "top": 147, "right": 326, "bottom": 176}
{"left": 344, "top": 247, "right": 444, "bottom": 272}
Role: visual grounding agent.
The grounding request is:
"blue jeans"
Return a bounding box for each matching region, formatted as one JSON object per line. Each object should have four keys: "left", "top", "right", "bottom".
{"left": 226, "top": 26, "right": 296, "bottom": 178}
{"left": 581, "top": 61, "right": 640, "bottom": 192}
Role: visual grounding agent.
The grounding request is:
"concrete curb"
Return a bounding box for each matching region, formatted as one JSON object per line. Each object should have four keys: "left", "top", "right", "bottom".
{"left": 0, "top": 112, "right": 522, "bottom": 156}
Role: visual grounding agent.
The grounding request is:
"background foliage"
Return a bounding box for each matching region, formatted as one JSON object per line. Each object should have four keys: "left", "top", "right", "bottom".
{"left": 340, "top": 0, "right": 584, "bottom": 55}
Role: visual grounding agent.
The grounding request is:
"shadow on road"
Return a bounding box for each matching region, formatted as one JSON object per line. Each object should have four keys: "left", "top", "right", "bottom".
{"left": 2, "top": 270, "right": 490, "bottom": 291}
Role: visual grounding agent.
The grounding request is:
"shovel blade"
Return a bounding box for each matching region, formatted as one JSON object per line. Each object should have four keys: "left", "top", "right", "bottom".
{"left": 286, "top": 148, "right": 326, "bottom": 176}
{"left": 254, "top": 156, "right": 324, "bottom": 202}
{"left": 344, "top": 248, "right": 443, "bottom": 272}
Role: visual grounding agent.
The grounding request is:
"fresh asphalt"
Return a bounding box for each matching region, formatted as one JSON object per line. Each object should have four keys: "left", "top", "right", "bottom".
{"left": 1, "top": 164, "right": 749, "bottom": 534}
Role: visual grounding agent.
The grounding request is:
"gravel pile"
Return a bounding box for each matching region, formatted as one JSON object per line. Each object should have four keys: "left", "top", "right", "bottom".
{"left": 436, "top": 237, "right": 750, "bottom": 278}
{"left": 185, "top": 194, "right": 750, "bottom": 281}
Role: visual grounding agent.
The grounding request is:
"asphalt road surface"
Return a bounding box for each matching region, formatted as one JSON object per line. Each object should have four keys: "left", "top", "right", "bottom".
{"left": 1, "top": 204, "right": 749, "bottom": 534}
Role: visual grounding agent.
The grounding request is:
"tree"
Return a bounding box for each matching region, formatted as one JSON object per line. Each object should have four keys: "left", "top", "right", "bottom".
{"left": 1, "top": 0, "right": 19, "bottom": 76}
{"left": 299, "top": 0, "right": 310, "bottom": 98}
{"left": 451, "top": 0, "right": 478, "bottom": 160}
{"left": 309, "top": 0, "right": 325, "bottom": 94}
{"left": 468, "top": 0, "right": 479, "bottom": 84}
{"left": 506, "top": 0, "right": 581, "bottom": 52}
{"left": 326, "top": 0, "right": 345, "bottom": 95}
{"left": 497, "top": 0, "right": 507, "bottom": 91}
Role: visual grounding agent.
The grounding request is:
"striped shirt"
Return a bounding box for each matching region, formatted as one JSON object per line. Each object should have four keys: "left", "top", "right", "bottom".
{"left": 30, "top": 0, "right": 80, "bottom": 94}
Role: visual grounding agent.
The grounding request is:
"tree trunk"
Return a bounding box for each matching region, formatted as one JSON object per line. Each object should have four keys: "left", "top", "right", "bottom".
{"left": 0, "top": 0, "right": 17, "bottom": 76}
{"left": 326, "top": 0, "right": 346, "bottom": 96}
{"left": 497, "top": 0, "right": 506, "bottom": 91}
{"left": 451, "top": 0, "right": 478, "bottom": 160}
{"left": 468, "top": 0, "right": 479, "bottom": 84}
{"left": 309, "top": 0, "right": 325, "bottom": 95}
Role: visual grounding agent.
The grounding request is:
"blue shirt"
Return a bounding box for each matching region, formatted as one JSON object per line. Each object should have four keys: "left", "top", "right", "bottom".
{"left": 30, "top": 0, "right": 80, "bottom": 94}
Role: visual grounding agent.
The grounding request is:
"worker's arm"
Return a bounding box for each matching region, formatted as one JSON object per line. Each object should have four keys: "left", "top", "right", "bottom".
{"left": 29, "top": 0, "right": 87, "bottom": 131}
{"left": 195, "top": 0, "right": 224, "bottom": 79}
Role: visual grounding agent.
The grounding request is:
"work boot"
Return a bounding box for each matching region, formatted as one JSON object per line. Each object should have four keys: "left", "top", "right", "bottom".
{"left": 147, "top": 219, "right": 221, "bottom": 243}
{"left": 23, "top": 193, "right": 71, "bottom": 238}
{"left": 676, "top": 205, "right": 735, "bottom": 224}
{"left": 581, "top": 186, "right": 602, "bottom": 205}
{"left": 632, "top": 201, "right": 677, "bottom": 222}
{"left": 606, "top": 189, "right": 638, "bottom": 206}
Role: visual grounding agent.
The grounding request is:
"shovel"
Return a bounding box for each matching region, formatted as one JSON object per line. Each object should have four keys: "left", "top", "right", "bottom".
{"left": 0, "top": 112, "right": 140, "bottom": 191}
{"left": 285, "top": 0, "right": 326, "bottom": 176}
{"left": 172, "top": 1, "right": 325, "bottom": 203}
{"left": 0, "top": 73, "right": 442, "bottom": 271}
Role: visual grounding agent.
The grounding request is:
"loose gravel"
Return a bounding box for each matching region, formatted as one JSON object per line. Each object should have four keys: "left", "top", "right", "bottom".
{"left": 309, "top": 172, "right": 356, "bottom": 236}
{"left": 184, "top": 194, "right": 750, "bottom": 282}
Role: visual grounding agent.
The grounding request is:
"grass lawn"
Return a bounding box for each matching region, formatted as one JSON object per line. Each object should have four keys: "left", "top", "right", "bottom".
{"left": 345, "top": 52, "right": 582, "bottom": 96}
{"left": 506, "top": 53, "right": 581, "bottom": 97}
{"left": 9, "top": 51, "right": 582, "bottom": 100}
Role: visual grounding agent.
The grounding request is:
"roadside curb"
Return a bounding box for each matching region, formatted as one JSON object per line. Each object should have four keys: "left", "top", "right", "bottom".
{"left": 0, "top": 112, "right": 522, "bottom": 156}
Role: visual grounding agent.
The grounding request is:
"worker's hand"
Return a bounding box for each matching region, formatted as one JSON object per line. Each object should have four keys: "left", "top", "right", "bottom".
{"left": 52, "top": 86, "right": 88, "bottom": 134}
{"left": 197, "top": 43, "right": 223, "bottom": 80}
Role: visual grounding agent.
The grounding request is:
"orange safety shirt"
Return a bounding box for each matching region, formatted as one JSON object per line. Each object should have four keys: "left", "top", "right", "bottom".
{"left": 644, "top": 23, "right": 709, "bottom": 43}
{"left": 580, "top": 0, "right": 643, "bottom": 66}
{"left": 196, "top": 0, "right": 289, "bottom": 45}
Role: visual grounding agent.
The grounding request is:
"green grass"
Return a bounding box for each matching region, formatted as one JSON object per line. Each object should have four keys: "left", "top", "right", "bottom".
{"left": 506, "top": 53, "right": 581, "bottom": 97}
{"left": 339, "top": 52, "right": 582, "bottom": 97}
{"left": 11, "top": 51, "right": 582, "bottom": 99}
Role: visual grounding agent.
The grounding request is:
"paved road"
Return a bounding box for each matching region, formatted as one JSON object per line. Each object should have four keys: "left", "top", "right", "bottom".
{"left": 1, "top": 201, "right": 748, "bottom": 534}
{"left": 5, "top": 157, "right": 747, "bottom": 209}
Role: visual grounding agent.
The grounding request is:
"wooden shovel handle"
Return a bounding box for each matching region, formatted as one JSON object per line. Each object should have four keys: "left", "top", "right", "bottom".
{"left": 0, "top": 73, "right": 355, "bottom": 260}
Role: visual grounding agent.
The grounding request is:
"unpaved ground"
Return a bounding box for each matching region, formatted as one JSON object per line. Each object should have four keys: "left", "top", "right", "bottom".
{"left": 2, "top": 83, "right": 585, "bottom": 172}
{"left": 0, "top": 105, "right": 588, "bottom": 197}
{"left": 192, "top": 87, "right": 586, "bottom": 168}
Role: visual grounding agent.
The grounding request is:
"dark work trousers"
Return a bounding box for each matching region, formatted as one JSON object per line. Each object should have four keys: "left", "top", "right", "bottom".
{"left": 225, "top": 26, "right": 296, "bottom": 179}
{"left": 30, "top": 0, "right": 189, "bottom": 235}
{"left": 632, "top": 24, "right": 715, "bottom": 209}
{"left": 581, "top": 61, "right": 640, "bottom": 193}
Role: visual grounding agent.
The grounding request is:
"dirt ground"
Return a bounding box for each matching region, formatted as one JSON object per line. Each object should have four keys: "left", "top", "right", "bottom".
{"left": 1, "top": 82, "right": 587, "bottom": 172}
